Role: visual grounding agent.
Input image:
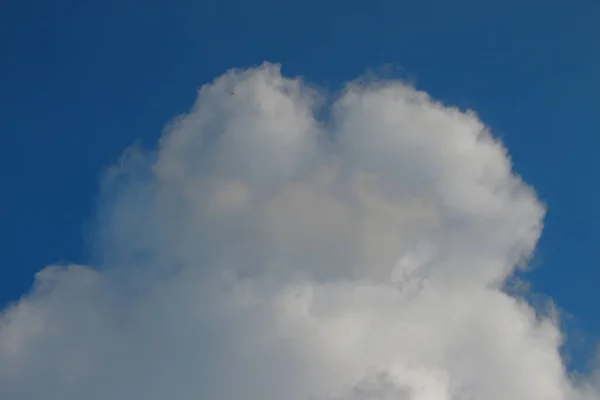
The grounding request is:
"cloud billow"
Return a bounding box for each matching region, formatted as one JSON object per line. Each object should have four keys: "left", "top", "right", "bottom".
{"left": 0, "top": 63, "right": 596, "bottom": 400}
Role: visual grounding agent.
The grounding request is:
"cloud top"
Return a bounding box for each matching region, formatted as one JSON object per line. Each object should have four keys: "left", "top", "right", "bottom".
{"left": 0, "top": 63, "right": 595, "bottom": 400}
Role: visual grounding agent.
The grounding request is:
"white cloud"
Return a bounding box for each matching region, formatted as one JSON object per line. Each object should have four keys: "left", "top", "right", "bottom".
{"left": 0, "top": 62, "right": 596, "bottom": 399}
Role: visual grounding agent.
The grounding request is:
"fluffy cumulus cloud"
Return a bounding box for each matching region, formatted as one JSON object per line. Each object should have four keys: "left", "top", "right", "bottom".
{"left": 0, "top": 63, "right": 598, "bottom": 399}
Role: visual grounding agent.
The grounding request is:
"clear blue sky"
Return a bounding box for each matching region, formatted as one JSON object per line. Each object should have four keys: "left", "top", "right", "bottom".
{"left": 1, "top": 0, "right": 598, "bottom": 367}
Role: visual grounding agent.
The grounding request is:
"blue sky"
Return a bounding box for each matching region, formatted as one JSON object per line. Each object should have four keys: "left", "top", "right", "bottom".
{"left": 1, "top": 0, "right": 599, "bottom": 379}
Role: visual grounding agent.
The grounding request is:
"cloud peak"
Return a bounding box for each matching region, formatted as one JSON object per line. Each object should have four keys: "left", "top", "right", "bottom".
{"left": 0, "top": 63, "right": 593, "bottom": 400}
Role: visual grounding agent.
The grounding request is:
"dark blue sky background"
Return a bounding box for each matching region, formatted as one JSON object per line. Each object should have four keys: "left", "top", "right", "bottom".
{"left": 1, "top": 0, "right": 598, "bottom": 367}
